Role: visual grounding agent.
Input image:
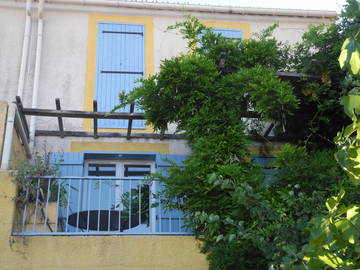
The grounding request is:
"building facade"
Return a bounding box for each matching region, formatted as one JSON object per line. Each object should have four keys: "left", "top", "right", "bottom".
{"left": 0, "top": 0, "right": 335, "bottom": 269}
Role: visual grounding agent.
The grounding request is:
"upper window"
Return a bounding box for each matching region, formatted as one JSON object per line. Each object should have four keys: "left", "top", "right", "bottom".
{"left": 95, "top": 22, "right": 145, "bottom": 129}
{"left": 212, "top": 28, "right": 242, "bottom": 40}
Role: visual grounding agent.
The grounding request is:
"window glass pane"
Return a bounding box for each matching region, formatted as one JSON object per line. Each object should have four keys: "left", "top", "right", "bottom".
{"left": 124, "top": 164, "right": 151, "bottom": 177}
{"left": 88, "top": 164, "right": 116, "bottom": 176}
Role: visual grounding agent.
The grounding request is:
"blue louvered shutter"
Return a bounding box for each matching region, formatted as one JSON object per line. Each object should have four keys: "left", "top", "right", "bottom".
{"left": 155, "top": 154, "right": 190, "bottom": 233}
{"left": 49, "top": 152, "right": 84, "bottom": 177}
{"left": 49, "top": 152, "right": 84, "bottom": 232}
{"left": 213, "top": 28, "right": 242, "bottom": 40}
{"left": 199, "top": 27, "right": 242, "bottom": 47}
{"left": 95, "top": 22, "right": 145, "bottom": 129}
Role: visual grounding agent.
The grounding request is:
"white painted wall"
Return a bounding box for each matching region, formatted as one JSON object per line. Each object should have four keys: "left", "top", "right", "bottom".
{"left": 0, "top": 7, "right": 25, "bottom": 103}
{"left": 0, "top": 2, "right": 334, "bottom": 154}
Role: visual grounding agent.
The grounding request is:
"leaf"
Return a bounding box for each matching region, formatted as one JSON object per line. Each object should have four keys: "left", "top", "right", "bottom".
{"left": 335, "top": 219, "right": 358, "bottom": 244}
{"left": 318, "top": 253, "right": 343, "bottom": 268}
{"left": 326, "top": 196, "right": 338, "bottom": 212}
{"left": 347, "top": 205, "right": 360, "bottom": 220}
{"left": 304, "top": 257, "right": 326, "bottom": 270}
{"left": 228, "top": 233, "right": 236, "bottom": 243}
{"left": 350, "top": 50, "right": 360, "bottom": 75}
{"left": 339, "top": 38, "right": 350, "bottom": 69}
{"left": 339, "top": 37, "right": 360, "bottom": 75}
{"left": 340, "top": 91, "right": 360, "bottom": 118}
{"left": 208, "top": 214, "right": 219, "bottom": 223}
{"left": 215, "top": 234, "right": 224, "bottom": 242}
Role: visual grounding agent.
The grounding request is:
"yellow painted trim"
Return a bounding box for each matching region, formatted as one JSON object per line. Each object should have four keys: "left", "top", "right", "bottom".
{"left": 201, "top": 20, "right": 250, "bottom": 39}
{"left": 248, "top": 143, "right": 285, "bottom": 155}
{"left": 83, "top": 14, "right": 154, "bottom": 133}
{"left": 71, "top": 141, "right": 169, "bottom": 154}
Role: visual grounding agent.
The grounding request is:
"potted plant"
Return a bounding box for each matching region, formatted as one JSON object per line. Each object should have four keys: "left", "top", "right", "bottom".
{"left": 11, "top": 152, "right": 62, "bottom": 233}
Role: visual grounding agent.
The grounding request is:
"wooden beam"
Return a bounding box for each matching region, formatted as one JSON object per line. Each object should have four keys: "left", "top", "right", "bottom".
{"left": 277, "top": 71, "right": 320, "bottom": 79}
{"left": 22, "top": 108, "right": 145, "bottom": 120}
{"left": 35, "top": 130, "right": 292, "bottom": 142}
{"left": 93, "top": 100, "right": 98, "bottom": 139}
{"left": 35, "top": 130, "right": 185, "bottom": 139}
{"left": 15, "top": 96, "right": 30, "bottom": 139}
{"left": 126, "top": 104, "right": 135, "bottom": 140}
{"left": 55, "top": 98, "right": 64, "bottom": 138}
{"left": 263, "top": 123, "right": 275, "bottom": 138}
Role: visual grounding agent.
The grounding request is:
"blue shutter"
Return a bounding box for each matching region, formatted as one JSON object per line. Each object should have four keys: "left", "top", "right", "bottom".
{"left": 199, "top": 27, "right": 242, "bottom": 47}
{"left": 155, "top": 154, "right": 189, "bottom": 233}
{"left": 213, "top": 28, "right": 242, "bottom": 39}
{"left": 49, "top": 152, "right": 84, "bottom": 232}
{"left": 95, "top": 22, "right": 145, "bottom": 129}
{"left": 49, "top": 152, "right": 84, "bottom": 176}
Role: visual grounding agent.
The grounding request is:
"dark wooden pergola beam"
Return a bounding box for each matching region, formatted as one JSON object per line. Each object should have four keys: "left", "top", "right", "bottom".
{"left": 93, "top": 100, "right": 98, "bottom": 139}
{"left": 35, "top": 130, "right": 185, "bottom": 140}
{"left": 55, "top": 98, "right": 64, "bottom": 138}
{"left": 15, "top": 96, "right": 263, "bottom": 141}
{"left": 22, "top": 107, "right": 146, "bottom": 120}
{"left": 15, "top": 96, "right": 30, "bottom": 140}
{"left": 35, "top": 130, "right": 291, "bottom": 142}
{"left": 127, "top": 104, "right": 135, "bottom": 140}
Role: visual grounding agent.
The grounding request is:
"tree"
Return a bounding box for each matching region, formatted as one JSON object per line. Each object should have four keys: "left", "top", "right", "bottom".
{"left": 300, "top": 1, "right": 360, "bottom": 268}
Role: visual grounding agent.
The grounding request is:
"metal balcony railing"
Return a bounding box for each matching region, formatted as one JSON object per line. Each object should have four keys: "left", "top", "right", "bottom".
{"left": 12, "top": 177, "right": 190, "bottom": 236}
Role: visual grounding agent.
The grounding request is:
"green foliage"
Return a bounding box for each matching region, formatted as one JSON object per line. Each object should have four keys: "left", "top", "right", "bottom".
{"left": 302, "top": 191, "right": 360, "bottom": 269}
{"left": 118, "top": 17, "right": 297, "bottom": 139}
{"left": 300, "top": 2, "right": 360, "bottom": 269}
{"left": 288, "top": 23, "right": 348, "bottom": 149}
{"left": 334, "top": 0, "right": 360, "bottom": 184}
{"left": 288, "top": 0, "right": 360, "bottom": 148}
{"left": 271, "top": 145, "right": 347, "bottom": 194}
{"left": 119, "top": 184, "right": 150, "bottom": 223}
{"left": 266, "top": 146, "right": 351, "bottom": 269}
{"left": 115, "top": 12, "right": 359, "bottom": 270}
{"left": 292, "top": 24, "right": 343, "bottom": 76}
{"left": 11, "top": 153, "right": 59, "bottom": 206}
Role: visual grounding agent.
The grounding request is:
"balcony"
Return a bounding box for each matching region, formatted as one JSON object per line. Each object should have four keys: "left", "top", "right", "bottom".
{"left": 12, "top": 176, "right": 190, "bottom": 236}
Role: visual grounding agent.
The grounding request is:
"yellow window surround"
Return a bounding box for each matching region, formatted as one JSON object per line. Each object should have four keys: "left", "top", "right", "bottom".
{"left": 201, "top": 20, "right": 250, "bottom": 39}
{"left": 83, "top": 14, "right": 154, "bottom": 133}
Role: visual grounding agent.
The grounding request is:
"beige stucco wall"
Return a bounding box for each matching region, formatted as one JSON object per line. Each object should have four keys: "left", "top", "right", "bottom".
{"left": 0, "top": 171, "right": 208, "bottom": 270}
{"left": 0, "top": 101, "right": 8, "bottom": 163}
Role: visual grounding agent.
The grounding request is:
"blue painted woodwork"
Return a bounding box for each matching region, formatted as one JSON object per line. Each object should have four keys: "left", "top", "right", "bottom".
{"left": 199, "top": 27, "right": 242, "bottom": 46}
{"left": 213, "top": 28, "right": 242, "bottom": 39}
{"left": 155, "top": 154, "right": 189, "bottom": 233}
{"left": 95, "top": 22, "right": 145, "bottom": 129}
{"left": 49, "top": 152, "right": 85, "bottom": 232}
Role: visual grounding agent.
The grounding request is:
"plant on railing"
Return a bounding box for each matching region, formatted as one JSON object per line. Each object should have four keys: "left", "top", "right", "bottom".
{"left": 11, "top": 152, "right": 73, "bottom": 232}
{"left": 11, "top": 153, "right": 59, "bottom": 206}
{"left": 118, "top": 184, "right": 150, "bottom": 225}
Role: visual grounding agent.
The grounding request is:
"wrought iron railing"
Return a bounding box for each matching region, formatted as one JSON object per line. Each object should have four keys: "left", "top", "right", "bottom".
{"left": 12, "top": 177, "right": 190, "bottom": 236}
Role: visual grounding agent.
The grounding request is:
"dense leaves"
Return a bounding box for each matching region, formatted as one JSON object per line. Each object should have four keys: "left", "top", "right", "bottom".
{"left": 288, "top": 0, "right": 360, "bottom": 149}
{"left": 118, "top": 21, "right": 296, "bottom": 138}
{"left": 115, "top": 2, "right": 360, "bottom": 268}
